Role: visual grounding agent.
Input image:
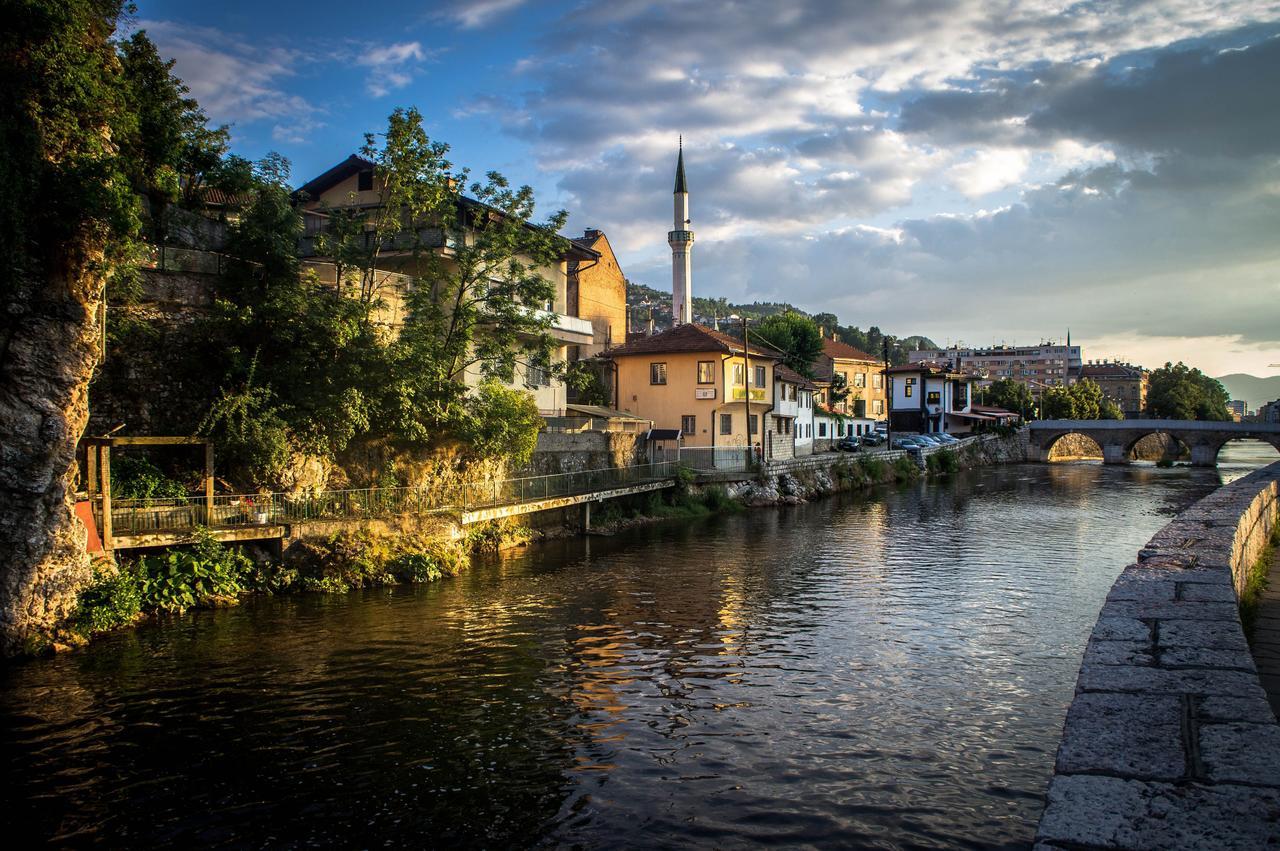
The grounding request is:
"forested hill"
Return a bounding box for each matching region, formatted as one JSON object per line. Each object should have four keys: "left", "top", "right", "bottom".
{"left": 625, "top": 281, "right": 937, "bottom": 366}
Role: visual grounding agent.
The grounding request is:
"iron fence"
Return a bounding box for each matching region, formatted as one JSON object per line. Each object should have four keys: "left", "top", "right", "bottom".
{"left": 96, "top": 463, "right": 680, "bottom": 533}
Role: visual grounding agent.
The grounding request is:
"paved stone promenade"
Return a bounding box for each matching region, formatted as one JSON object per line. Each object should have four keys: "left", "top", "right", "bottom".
{"left": 1036, "top": 462, "right": 1280, "bottom": 850}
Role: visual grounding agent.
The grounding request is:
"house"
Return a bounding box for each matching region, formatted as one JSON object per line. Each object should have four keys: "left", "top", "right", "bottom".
{"left": 605, "top": 323, "right": 781, "bottom": 451}
{"left": 772, "top": 365, "right": 817, "bottom": 459}
{"left": 886, "top": 363, "right": 981, "bottom": 434}
{"left": 1081, "top": 361, "right": 1148, "bottom": 418}
{"left": 292, "top": 154, "right": 599, "bottom": 416}
{"left": 567, "top": 229, "right": 628, "bottom": 357}
{"left": 811, "top": 337, "right": 887, "bottom": 420}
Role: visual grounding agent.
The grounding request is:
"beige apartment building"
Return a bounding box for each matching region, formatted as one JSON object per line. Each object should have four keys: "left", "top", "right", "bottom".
{"left": 1080, "top": 361, "right": 1149, "bottom": 418}
{"left": 811, "top": 338, "right": 887, "bottom": 419}
{"left": 607, "top": 324, "right": 780, "bottom": 448}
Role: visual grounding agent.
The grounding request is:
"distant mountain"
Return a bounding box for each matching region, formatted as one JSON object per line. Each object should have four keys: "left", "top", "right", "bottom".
{"left": 1215, "top": 374, "right": 1280, "bottom": 409}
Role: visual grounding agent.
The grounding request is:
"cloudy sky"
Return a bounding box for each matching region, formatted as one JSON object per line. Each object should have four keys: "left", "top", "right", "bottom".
{"left": 134, "top": 0, "right": 1280, "bottom": 377}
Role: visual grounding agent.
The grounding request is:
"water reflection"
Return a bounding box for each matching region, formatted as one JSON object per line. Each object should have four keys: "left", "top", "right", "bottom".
{"left": 1, "top": 455, "right": 1273, "bottom": 848}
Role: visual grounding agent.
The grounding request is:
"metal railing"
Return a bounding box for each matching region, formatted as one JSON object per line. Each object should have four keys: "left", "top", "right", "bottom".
{"left": 96, "top": 463, "right": 681, "bottom": 533}
{"left": 460, "top": 462, "right": 678, "bottom": 510}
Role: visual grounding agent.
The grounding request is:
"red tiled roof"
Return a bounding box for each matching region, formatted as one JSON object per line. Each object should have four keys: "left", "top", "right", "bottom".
{"left": 822, "top": 338, "right": 879, "bottom": 363}
{"left": 605, "top": 323, "right": 782, "bottom": 358}
{"left": 774, "top": 364, "right": 816, "bottom": 390}
{"left": 1081, "top": 363, "right": 1146, "bottom": 380}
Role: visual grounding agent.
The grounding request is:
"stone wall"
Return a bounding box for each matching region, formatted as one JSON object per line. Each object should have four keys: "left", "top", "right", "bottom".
{"left": 1036, "top": 461, "right": 1280, "bottom": 849}
{"left": 523, "top": 431, "right": 647, "bottom": 476}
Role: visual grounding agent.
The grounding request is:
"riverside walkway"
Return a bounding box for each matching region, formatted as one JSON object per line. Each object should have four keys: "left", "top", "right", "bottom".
{"left": 94, "top": 462, "right": 679, "bottom": 550}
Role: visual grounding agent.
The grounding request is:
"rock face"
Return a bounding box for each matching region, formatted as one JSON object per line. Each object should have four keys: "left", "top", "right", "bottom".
{"left": 0, "top": 250, "right": 103, "bottom": 654}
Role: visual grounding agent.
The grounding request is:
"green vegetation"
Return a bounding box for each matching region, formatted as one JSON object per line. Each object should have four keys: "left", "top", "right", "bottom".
{"left": 926, "top": 449, "right": 959, "bottom": 475}
{"left": 979, "top": 378, "right": 1035, "bottom": 417}
{"left": 752, "top": 312, "right": 823, "bottom": 378}
{"left": 1039, "top": 378, "right": 1122, "bottom": 420}
{"left": 893, "top": 454, "right": 921, "bottom": 480}
{"left": 286, "top": 528, "right": 468, "bottom": 593}
{"left": 1240, "top": 523, "right": 1279, "bottom": 641}
{"left": 111, "top": 455, "right": 189, "bottom": 501}
{"left": 1146, "top": 362, "right": 1232, "bottom": 421}
{"left": 72, "top": 530, "right": 251, "bottom": 636}
{"left": 857, "top": 456, "right": 888, "bottom": 482}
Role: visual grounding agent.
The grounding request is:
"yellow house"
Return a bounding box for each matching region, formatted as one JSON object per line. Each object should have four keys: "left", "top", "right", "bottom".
{"left": 293, "top": 155, "right": 597, "bottom": 415}
{"left": 607, "top": 324, "right": 780, "bottom": 448}
{"left": 567, "top": 229, "right": 628, "bottom": 357}
{"left": 811, "top": 337, "right": 888, "bottom": 419}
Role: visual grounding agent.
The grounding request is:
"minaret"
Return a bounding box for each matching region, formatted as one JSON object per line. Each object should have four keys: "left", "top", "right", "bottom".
{"left": 669, "top": 137, "right": 694, "bottom": 325}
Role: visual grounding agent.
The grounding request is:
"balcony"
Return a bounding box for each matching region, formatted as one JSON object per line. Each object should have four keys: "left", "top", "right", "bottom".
{"left": 534, "top": 309, "right": 594, "bottom": 345}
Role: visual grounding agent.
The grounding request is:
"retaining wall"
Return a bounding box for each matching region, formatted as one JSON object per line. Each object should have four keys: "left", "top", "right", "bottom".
{"left": 1036, "top": 461, "right": 1280, "bottom": 849}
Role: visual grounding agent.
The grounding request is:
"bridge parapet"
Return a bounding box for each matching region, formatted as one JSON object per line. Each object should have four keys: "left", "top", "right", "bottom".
{"left": 1036, "top": 461, "right": 1280, "bottom": 848}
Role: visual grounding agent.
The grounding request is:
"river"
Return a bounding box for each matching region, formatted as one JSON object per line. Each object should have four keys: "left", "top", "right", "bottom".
{"left": 2, "top": 443, "right": 1276, "bottom": 848}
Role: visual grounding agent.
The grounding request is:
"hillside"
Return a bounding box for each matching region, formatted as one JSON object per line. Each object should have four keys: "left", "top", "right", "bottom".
{"left": 1215, "top": 373, "right": 1280, "bottom": 409}
{"left": 624, "top": 280, "right": 937, "bottom": 365}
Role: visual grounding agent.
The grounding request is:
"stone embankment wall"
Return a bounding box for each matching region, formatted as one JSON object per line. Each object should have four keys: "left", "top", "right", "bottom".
{"left": 1036, "top": 461, "right": 1280, "bottom": 849}
{"left": 523, "top": 431, "right": 647, "bottom": 476}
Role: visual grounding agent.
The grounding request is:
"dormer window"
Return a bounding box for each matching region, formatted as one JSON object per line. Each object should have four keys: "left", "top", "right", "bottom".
{"left": 358, "top": 170, "right": 374, "bottom": 191}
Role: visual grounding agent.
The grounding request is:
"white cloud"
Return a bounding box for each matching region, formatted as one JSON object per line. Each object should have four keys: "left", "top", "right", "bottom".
{"left": 356, "top": 41, "right": 431, "bottom": 96}
{"left": 948, "top": 148, "right": 1031, "bottom": 197}
{"left": 441, "top": 0, "right": 527, "bottom": 29}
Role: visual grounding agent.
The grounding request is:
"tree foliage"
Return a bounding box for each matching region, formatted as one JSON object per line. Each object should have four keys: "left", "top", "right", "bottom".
{"left": 979, "top": 378, "right": 1035, "bottom": 417}
{"left": 752, "top": 311, "right": 823, "bottom": 378}
{"left": 1145, "top": 362, "right": 1231, "bottom": 421}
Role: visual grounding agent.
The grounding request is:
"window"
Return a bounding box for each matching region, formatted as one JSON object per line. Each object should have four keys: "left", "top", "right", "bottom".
{"left": 904, "top": 377, "right": 915, "bottom": 398}
{"left": 720, "top": 413, "right": 733, "bottom": 435}
{"left": 926, "top": 390, "right": 941, "bottom": 405}
{"left": 697, "top": 361, "right": 715, "bottom": 384}
{"left": 748, "top": 414, "right": 759, "bottom": 435}
{"left": 753, "top": 365, "right": 766, "bottom": 387}
{"left": 650, "top": 362, "right": 667, "bottom": 385}
{"left": 836, "top": 370, "right": 847, "bottom": 387}
{"left": 732, "top": 362, "right": 745, "bottom": 386}
{"left": 872, "top": 374, "right": 883, "bottom": 389}
{"left": 525, "top": 357, "right": 549, "bottom": 388}
{"left": 873, "top": 400, "right": 884, "bottom": 415}
{"left": 681, "top": 415, "right": 696, "bottom": 436}
{"left": 819, "top": 422, "right": 827, "bottom": 437}
{"left": 853, "top": 372, "right": 866, "bottom": 388}
{"left": 357, "top": 170, "right": 374, "bottom": 191}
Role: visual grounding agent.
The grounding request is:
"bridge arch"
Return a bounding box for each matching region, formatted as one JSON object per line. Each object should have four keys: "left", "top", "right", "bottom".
{"left": 1211, "top": 436, "right": 1280, "bottom": 465}
{"left": 1043, "top": 431, "right": 1103, "bottom": 462}
{"left": 1120, "top": 431, "right": 1191, "bottom": 464}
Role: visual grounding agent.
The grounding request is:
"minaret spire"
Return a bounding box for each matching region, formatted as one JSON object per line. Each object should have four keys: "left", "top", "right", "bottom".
{"left": 669, "top": 137, "right": 694, "bottom": 325}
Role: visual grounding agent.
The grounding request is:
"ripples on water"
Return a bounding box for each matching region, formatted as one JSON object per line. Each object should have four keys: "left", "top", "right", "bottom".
{"left": 2, "top": 445, "right": 1276, "bottom": 848}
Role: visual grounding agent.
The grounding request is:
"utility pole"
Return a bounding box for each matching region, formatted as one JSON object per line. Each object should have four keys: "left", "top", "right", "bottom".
{"left": 883, "top": 339, "right": 892, "bottom": 449}
{"left": 743, "top": 315, "right": 753, "bottom": 469}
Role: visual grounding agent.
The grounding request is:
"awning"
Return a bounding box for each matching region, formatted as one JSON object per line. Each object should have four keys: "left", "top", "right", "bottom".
{"left": 647, "top": 428, "right": 682, "bottom": 441}
{"left": 947, "top": 411, "right": 996, "bottom": 421}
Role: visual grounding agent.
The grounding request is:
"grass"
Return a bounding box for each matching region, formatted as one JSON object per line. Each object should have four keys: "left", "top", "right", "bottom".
{"left": 1240, "top": 522, "right": 1279, "bottom": 641}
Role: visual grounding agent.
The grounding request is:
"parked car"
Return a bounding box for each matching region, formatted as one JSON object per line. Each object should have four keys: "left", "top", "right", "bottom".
{"left": 836, "top": 435, "right": 862, "bottom": 452}
{"left": 915, "top": 434, "right": 943, "bottom": 446}
{"left": 874, "top": 421, "right": 888, "bottom": 432}
{"left": 892, "top": 437, "right": 922, "bottom": 450}
{"left": 860, "top": 432, "right": 884, "bottom": 446}
{"left": 933, "top": 433, "right": 960, "bottom": 445}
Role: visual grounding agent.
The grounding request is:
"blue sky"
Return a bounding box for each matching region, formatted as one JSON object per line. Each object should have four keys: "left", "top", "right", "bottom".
{"left": 131, "top": 0, "right": 1280, "bottom": 377}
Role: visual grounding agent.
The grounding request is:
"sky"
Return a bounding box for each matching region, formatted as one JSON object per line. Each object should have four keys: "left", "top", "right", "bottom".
{"left": 130, "top": 0, "right": 1280, "bottom": 377}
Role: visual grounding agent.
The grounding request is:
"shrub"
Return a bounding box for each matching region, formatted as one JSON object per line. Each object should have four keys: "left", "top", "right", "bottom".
{"left": 893, "top": 454, "right": 920, "bottom": 480}
{"left": 73, "top": 560, "right": 144, "bottom": 635}
{"left": 465, "top": 519, "right": 532, "bottom": 552}
{"left": 287, "top": 528, "right": 395, "bottom": 592}
{"left": 111, "top": 455, "right": 189, "bottom": 502}
{"left": 926, "top": 449, "right": 959, "bottom": 475}
{"left": 858, "top": 456, "right": 887, "bottom": 482}
{"left": 137, "top": 531, "right": 252, "bottom": 613}
{"left": 701, "top": 484, "right": 740, "bottom": 512}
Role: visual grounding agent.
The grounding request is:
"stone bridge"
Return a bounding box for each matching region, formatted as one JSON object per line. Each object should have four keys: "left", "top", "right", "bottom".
{"left": 1029, "top": 419, "right": 1280, "bottom": 466}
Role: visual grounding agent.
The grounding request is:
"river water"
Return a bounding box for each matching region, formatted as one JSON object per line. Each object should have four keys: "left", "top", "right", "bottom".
{"left": 3, "top": 444, "right": 1276, "bottom": 849}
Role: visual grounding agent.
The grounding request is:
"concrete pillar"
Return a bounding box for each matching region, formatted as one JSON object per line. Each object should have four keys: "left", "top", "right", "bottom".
{"left": 1189, "top": 444, "right": 1219, "bottom": 467}
{"left": 1102, "top": 442, "right": 1131, "bottom": 465}
{"left": 582, "top": 501, "right": 591, "bottom": 532}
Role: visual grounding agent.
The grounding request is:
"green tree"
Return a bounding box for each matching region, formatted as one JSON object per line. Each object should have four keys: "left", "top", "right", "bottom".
{"left": 1039, "top": 385, "right": 1077, "bottom": 419}
{"left": 1099, "top": 398, "right": 1125, "bottom": 420}
{"left": 1146, "top": 362, "right": 1231, "bottom": 421}
{"left": 980, "top": 378, "right": 1035, "bottom": 418}
{"left": 752, "top": 311, "right": 823, "bottom": 377}
{"left": 1070, "top": 378, "right": 1104, "bottom": 420}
